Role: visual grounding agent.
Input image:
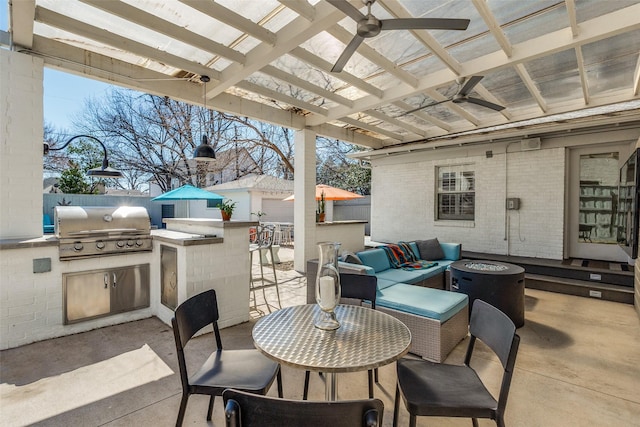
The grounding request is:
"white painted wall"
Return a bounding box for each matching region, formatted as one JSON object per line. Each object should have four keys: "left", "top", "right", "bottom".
{"left": 0, "top": 50, "right": 44, "bottom": 239}
{"left": 370, "top": 143, "right": 565, "bottom": 259}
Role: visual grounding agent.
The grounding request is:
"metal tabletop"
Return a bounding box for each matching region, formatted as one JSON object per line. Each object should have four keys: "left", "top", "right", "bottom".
{"left": 253, "top": 304, "right": 411, "bottom": 400}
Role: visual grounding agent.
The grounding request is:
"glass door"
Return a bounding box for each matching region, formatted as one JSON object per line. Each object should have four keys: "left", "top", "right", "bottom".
{"left": 569, "top": 146, "right": 628, "bottom": 261}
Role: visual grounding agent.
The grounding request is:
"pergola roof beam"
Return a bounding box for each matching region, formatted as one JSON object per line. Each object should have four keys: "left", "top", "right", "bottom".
{"left": 35, "top": 6, "right": 221, "bottom": 81}
{"left": 338, "top": 117, "right": 404, "bottom": 142}
{"left": 471, "top": 0, "right": 512, "bottom": 58}
{"left": 565, "top": 0, "right": 579, "bottom": 37}
{"left": 235, "top": 80, "right": 329, "bottom": 116}
{"left": 575, "top": 46, "right": 590, "bottom": 104}
{"left": 79, "top": 0, "right": 245, "bottom": 64}
{"left": 515, "top": 63, "right": 548, "bottom": 113}
{"left": 392, "top": 101, "right": 453, "bottom": 131}
{"left": 8, "top": 0, "right": 35, "bottom": 49}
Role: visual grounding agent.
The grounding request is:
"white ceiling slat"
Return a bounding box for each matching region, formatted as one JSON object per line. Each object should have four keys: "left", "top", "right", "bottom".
{"left": 235, "top": 80, "right": 329, "bottom": 116}
{"left": 378, "top": 0, "right": 462, "bottom": 75}
{"left": 8, "top": 0, "right": 35, "bottom": 48}
{"left": 565, "top": 0, "right": 579, "bottom": 37}
{"left": 310, "top": 123, "right": 384, "bottom": 149}
{"left": 79, "top": 0, "right": 245, "bottom": 64}
{"left": 633, "top": 54, "right": 640, "bottom": 96}
{"left": 206, "top": 1, "right": 344, "bottom": 99}
{"left": 29, "top": 35, "right": 307, "bottom": 131}
{"left": 471, "top": 0, "right": 512, "bottom": 58}
{"left": 575, "top": 46, "right": 590, "bottom": 104}
{"left": 364, "top": 109, "right": 428, "bottom": 138}
{"left": 179, "top": 0, "right": 277, "bottom": 45}
{"left": 424, "top": 89, "right": 481, "bottom": 126}
{"left": 278, "top": 0, "right": 316, "bottom": 22}
{"left": 514, "top": 64, "right": 548, "bottom": 113}
{"left": 473, "top": 85, "right": 512, "bottom": 120}
{"left": 35, "top": 7, "right": 221, "bottom": 81}
{"left": 327, "top": 24, "right": 419, "bottom": 88}
{"left": 339, "top": 116, "right": 404, "bottom": 142}
{"left": 261, "top": 65, "right": 354, "bottom": 108}
{"left": 290, "top": 47, "right": 384, "bottom": 98}
{"left": 392, "top": 101, "right": 453, "bottom": 132}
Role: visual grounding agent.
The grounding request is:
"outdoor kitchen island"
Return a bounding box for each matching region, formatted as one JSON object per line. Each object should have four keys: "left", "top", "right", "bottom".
{"left": 0, "top": 217, "right": 257, "bottom": 350}
{"left": 153, "top": 218, "right": 258, "bottom": 329}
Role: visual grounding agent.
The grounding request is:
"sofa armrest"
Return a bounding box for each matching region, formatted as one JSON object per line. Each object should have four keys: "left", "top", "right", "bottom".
{"left": 338, "top": 261, "right": 375, "bottom": 275}
{"left": 440, "top": 243, "right": 461, "bottom": 261}
{"left": 306, "top": 259, "right": 375, "bottom": 304}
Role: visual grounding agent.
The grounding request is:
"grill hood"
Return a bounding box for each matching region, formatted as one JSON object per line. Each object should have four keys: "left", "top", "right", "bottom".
{"left": 54, "top": 206, "right": 151, "bottom": 238}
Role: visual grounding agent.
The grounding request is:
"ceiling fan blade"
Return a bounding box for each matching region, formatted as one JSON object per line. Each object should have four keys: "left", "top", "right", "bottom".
{"left": 381, "top": 18, "right": 470, "bottom": 31}
{"left": 400, "top": 99, "right": 450, "bottom": 116}
{"left": 326, "top": 0, "right": 366, "bottom": 22}
{"left": 464, "top": 97, "right": 505, "bottom": 111}
{"left": 331, "top": 35, "right": 365, "bottom": 72}
{"left": 458, "top": 75, "right": 483, "bottom": 96}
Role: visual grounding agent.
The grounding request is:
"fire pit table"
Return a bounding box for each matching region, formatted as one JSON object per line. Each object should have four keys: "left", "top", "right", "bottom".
{"left": 450, "top": 260, "right": 525, "bottom": 327}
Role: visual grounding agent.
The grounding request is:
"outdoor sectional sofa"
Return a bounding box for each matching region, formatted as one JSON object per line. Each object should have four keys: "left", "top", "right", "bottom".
{"left": 306, "top": 239, "right": 469, "bottom": 362}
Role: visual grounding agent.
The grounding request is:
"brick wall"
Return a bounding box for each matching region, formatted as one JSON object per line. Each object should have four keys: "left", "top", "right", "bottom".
{"left": 0, "top": 50, "right": 44, "bottom": 239}
{"left": 370, "top": 145, "right": 565, "bottom": 259}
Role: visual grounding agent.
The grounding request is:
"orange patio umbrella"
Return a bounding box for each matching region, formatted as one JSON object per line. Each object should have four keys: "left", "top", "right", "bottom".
{"left": 283, "top": 184, "right": 364, "bottom": 201}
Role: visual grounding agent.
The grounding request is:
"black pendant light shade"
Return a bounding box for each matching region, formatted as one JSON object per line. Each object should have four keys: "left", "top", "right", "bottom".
{"left": 193, "top": 75, "right": 216, "bottom": 161}
{"left": 43, "top": 134, "right": 124, "bottom": 179}
{"left": 193, "top": 134, "right": 216, "bottom": 161}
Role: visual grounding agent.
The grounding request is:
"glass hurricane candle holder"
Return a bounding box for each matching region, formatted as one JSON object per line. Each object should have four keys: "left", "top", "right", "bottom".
{"left": 314, "top": 242, "right": 341, "bottom": 330}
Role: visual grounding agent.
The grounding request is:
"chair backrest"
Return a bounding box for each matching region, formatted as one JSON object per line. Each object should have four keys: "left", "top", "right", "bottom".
{"left": 172, "top": 289, "right": 223, "bottom": 356}
{"left": 340, "top": 273, "right": 377, "bottom": 309}
{"left": 223, "top": 389, "right": 383, "bottom": 427}
{"left": 465, "top": 299, "right": 520, "bottom": 415}
{"left": 252, "top": 224, "right": 274, "bottom": 249}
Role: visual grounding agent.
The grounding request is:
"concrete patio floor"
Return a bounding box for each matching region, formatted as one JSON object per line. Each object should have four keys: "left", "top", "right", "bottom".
{"left": 1, "top": 249, "right": 639, "bottom": 426}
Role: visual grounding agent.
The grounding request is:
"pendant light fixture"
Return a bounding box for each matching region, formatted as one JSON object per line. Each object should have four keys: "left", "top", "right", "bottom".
{"left": 193, "top": 75, "right": 216, "bottom": 161}
{"left": 43, "top": 134, "right": 124, "bottom": 178}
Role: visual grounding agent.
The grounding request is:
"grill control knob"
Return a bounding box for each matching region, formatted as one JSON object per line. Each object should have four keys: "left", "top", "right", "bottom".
{"left": 96, "top": 241, "right": 106, "bottom": 250}
{"left": 135, "top": 239, "right": 144, "bottom": 247}
{"left": 126, "top": 240, "right": 134, "bottom": 247}
{"left": 116, "top": 240, "right": 125, "bottom": 248}
{"left": 73, "top": 242, "right": 83, "bottom": 251}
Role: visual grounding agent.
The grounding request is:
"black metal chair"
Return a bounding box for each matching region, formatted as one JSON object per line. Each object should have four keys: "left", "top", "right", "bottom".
{"left": 393, "top": 299, "right": 520, "bottom": 427}
{"left": 224, "top": 388, "right": 384, "bottom": 427}
{"left": 171, "top": 289, "right": 283, "bottom": 426}
{"left": 303, "top": 273, "right": 378, "bottom": 400}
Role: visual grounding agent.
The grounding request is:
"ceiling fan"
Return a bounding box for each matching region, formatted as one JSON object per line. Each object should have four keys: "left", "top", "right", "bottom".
{"left": 328, "top": 0, "right": 470, "bottom": 73}
{"left": 402, "top": 76, "right": 505, "bottom": 115}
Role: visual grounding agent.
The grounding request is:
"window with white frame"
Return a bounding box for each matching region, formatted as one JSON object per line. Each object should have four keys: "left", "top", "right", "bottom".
{"left": 436, "top": 165, "right": 475, "bottom": 220}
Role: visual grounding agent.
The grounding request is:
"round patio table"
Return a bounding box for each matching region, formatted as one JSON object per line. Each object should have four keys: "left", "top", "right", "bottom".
{"left": 252, "top": 304, "right": 411, "bottom": 401}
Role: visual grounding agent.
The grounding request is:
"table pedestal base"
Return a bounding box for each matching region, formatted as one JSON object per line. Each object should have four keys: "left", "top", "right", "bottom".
{"left": 325, "top": 372, "right": 338, "bottom": 401}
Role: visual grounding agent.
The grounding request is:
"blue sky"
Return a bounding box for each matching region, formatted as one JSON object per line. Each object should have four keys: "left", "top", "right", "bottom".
{"left": 1, "top": 1, "right": 115, "bottom": 132}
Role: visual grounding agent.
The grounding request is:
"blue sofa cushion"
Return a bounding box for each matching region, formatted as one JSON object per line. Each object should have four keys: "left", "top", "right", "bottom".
{"left": 377, "top": 283, "right": 468, "bottom": 322}
{"left": 376, "top": 266, "right": 443, "bottom": 285}
{"left": 440, "top": 242, "right": 461, "bottom": 261}
{"left": 356, "top": 249, "right": 391, "bottom": 273}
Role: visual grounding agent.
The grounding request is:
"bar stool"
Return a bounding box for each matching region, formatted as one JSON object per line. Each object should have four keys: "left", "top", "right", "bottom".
{"left": 249, "top": 224, "right": 281, "bottom": 314}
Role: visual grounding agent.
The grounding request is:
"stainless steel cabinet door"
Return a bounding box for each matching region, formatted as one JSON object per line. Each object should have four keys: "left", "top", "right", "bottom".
{"left": 64, "top": 271, "right": 111, "bottom": 323}
{"left": 111, "top": 264, "right": 150, "bottom": 314}
{"left": 161, "top": 245, "right": 178, "bottom": 310}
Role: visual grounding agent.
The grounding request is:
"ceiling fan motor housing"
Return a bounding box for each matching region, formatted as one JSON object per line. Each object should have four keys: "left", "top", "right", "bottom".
{"left": 357, "top": 15, "right": 381, "bottom": 37}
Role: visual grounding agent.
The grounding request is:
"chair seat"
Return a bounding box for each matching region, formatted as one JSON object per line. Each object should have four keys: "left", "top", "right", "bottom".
{"left": 397, "top": 359, "right": 497, "bottom": 418}
{"left": 190, "top": 349, "right": 279, "bottom": 395}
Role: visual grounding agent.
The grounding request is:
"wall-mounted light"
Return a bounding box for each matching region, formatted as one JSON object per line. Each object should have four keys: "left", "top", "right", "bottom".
{"left": 43, "top": 134, "right": 123, "bottom": 178}
{"left": 193, "top": 75, "right": 216, "bottom": 161}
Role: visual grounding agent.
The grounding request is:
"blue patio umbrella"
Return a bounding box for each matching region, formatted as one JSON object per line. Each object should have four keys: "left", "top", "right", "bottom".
{"left": 152, "top": 184, "right": 224, "bottom": 218}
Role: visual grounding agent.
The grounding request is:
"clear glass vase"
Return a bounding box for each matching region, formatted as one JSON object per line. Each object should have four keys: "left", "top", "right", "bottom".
{"left": 314, "top": 242, "right": 341, "bottom": 330}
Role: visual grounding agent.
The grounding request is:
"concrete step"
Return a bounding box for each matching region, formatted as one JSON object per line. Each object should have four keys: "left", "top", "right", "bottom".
{"left": 525, "top": 273, "right": 634, "bottom": 304}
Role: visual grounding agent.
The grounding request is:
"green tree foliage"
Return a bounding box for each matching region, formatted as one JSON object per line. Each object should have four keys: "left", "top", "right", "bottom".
{"left": 57, "top": 161, "right": 95, "bottom": 194}
{"left": 316, "top": 137, "right": 370, "bottom": 195}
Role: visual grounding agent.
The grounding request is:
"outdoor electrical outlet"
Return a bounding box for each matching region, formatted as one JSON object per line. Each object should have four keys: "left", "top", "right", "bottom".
{"left": 589, "top": 273, "right": 602, "bottom": 281}
{"left": 589, "top": 290, "right": 602, "bottom": 298}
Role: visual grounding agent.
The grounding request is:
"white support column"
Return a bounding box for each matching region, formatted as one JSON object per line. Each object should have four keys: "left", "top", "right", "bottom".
{"left": 0, "top": 50, "right": 44, "bottom": 239}
{"left": 293, "top": 128, "right": 317, "bottom": 272}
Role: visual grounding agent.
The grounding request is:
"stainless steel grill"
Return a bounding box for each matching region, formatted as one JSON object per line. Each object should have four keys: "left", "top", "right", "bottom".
{"left": 55, "top": 206, "right": 152, "bottom": 260}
